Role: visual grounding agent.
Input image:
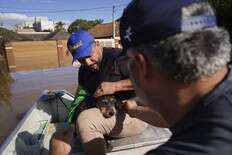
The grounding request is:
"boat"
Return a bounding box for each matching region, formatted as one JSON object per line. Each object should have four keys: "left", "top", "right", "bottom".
{"left": 0, "top": 90, "right": 171, "bottom": 155}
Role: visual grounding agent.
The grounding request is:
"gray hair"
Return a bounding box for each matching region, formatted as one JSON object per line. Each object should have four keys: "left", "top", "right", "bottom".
{"left": 129, "top": 2, "right": 231, "bottom": 83}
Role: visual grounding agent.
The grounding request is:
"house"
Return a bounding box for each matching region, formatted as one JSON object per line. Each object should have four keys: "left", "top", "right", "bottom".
{"left": 33, "top": 16, "right": 55, "bottom": 32}
{"left": 89, "top": 21, "right": 121, "bottom": 48}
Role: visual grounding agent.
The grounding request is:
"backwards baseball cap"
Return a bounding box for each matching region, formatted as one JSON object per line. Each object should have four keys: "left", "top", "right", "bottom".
{"left": 67, "top": 30, "right": 94, "bottom": 61}
{"left": 120, "top": 0, "right": 217, "bottom": 51}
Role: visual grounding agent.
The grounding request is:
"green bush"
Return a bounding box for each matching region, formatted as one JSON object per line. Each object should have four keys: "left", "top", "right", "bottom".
{"left": 0, "top": 40, "right": 12, "bottom": 106}
{"left": 68, "top": 19, "right": 103, "bottom": 34}
{"left": 0, "top": 27, "right": 24, "bottom": 41}
{"left": 0, "top": 68, "right": 12, "bottom": 106}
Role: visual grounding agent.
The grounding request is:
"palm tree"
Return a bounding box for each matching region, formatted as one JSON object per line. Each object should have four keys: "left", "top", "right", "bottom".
{"left": 55, "top": 21, "right": 66, "bottom": 32}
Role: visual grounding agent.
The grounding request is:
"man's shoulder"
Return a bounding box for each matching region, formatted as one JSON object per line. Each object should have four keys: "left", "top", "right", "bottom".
{"left": 203, "top": 70, "right": 232, "bottom": 116}
{"left": 173, "top": 86, "right": 232, "bottom": 136}
{"left": 102, "top": 47, "right": 123, "bottom": 60}
{"left": 155, "top": 76, "right": 232, "bottom": 155}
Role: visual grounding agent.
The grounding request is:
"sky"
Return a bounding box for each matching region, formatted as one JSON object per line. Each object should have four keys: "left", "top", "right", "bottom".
{"left": 0, "top": 0, "right": 131, "bottom": 29}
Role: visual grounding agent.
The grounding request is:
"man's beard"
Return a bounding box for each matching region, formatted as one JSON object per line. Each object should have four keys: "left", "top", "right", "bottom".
{"left": 129, "top": 70, "right": 149, "bottom": 106}
{"left": 88, "top": 63, "right": 100, "bottom": 72}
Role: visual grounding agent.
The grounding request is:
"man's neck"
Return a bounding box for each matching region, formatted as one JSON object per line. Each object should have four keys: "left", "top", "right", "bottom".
{"left": 161, "top": 68, "right": 229, "bottom": 127}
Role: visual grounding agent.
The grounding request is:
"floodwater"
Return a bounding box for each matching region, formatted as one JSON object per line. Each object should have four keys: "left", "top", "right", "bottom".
{"left": 0, "top": 66, "right": 78, "bottom": 146}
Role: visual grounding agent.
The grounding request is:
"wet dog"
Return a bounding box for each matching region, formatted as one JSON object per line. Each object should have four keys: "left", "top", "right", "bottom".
{"left": 76, "top": 95, "right": 122, "bottom": 118}
{"left": 95, "top": 95, "right": 122, "bottom": 118}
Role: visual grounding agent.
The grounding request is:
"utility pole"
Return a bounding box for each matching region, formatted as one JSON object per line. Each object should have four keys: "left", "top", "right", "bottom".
{"left": 112, "top": 5, "right": 115, "bottom": 40}
{"left": 112, "top": 5, "right": 116, "bottom": 47}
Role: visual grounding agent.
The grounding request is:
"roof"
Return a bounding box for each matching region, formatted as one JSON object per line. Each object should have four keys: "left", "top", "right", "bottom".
{"left": 89, "top": 21, "right": 120, "bottom": 39}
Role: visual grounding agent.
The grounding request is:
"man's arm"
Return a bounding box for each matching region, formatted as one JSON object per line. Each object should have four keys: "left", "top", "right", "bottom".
{"left": 94, "top": 79, "right": 133, "bottom": 97}
{"left": 123, "top": 100, "right": 169, "bottom": 128}
{"left": 114, "top": 79, "right": 133, "bottom": 91}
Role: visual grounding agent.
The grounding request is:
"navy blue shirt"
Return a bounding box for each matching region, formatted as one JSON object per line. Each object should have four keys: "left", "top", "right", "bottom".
{"left": 78, "top": 47, "right": 134, "bottom": 100}
{"left": 146, "top": 69, "right": 232, "bottom": 155}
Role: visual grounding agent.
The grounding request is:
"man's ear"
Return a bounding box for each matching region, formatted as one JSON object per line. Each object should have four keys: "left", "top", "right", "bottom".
{"left": 133, "top": 53, "right": 151, "bottom": 79}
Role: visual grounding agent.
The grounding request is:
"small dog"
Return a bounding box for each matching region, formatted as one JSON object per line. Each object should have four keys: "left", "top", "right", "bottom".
{"left": 95, "top": 95, "right": 122, "bottom": 118}
{"left": 76, "top": 95, "right": 122, "bottom": 118}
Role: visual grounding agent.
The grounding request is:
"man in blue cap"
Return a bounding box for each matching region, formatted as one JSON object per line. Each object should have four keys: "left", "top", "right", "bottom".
{"left": 50, "top": 30, "right": 167, "bottom": 155}
{"left": 120, "top": 0, "right": 232, "bottom": 154}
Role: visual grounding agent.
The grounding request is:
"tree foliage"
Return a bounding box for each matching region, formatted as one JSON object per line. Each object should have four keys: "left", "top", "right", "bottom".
{"left": 55, "top": 21, "right": 66, "bottom": 32}
{"left": 68, "top": 19, "right": 103, "bottom": 33}
{"left": 0, "top": 27, "right": 24, "bottom": 41}
{"left": 42, "top": 29, "right": 52, "bottom": 32}
{"left": 0, "top": 39, "right": 12, "bottom": 106}
{"left": 208, "top": 0, "right": 232, "bottom": 36}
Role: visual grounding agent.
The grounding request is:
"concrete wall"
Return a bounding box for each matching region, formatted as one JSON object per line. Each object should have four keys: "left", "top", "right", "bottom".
{"left": 4, "top": 40, "right": 72, "bottom": 71}
{"left": 4, "top": 39, "right": 120, "bottom": 72}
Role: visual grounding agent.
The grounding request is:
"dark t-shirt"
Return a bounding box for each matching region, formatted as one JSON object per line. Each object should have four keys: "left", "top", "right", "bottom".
{"left": 78, "top": 47, "right": 134, "bottom": 100}
{"left": 146, "top": 69, "right": 232, "bottom": 155}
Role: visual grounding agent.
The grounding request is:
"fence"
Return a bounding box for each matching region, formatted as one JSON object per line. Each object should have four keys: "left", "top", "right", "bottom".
{"left": 3, "top": 40, "right": 72, "bottom": 72}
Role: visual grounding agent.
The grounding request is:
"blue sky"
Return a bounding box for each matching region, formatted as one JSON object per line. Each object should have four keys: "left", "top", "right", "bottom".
{"left": 0, "top": 0, "right": 131, "bottom": 29}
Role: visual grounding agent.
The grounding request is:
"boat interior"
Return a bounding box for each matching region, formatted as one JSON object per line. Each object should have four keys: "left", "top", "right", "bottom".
{"left": 0, "top": 90, "right": 171, "bottom": 155}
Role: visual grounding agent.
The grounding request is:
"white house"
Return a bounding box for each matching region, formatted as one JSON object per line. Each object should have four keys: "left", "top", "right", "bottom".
{"left": 33, "top": 16, "right": 55, "bottom": 31}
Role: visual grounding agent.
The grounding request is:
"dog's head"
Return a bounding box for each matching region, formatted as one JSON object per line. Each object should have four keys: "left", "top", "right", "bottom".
{"left": 95, "top": 95, "right": 120, "bottom": 118}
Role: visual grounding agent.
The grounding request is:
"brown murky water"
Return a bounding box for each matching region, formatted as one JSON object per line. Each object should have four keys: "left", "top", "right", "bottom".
{"left": 0, "top": 66, "right": 78, "bottom": 145}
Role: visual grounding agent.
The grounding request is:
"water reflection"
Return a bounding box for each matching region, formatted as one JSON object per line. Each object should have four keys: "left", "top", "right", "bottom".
{"left": 0, "top": 66, "right": 77, "bottom": 145}
{"left": 0, "top": 52, "right": 13, "bottom": 110}
{"left": 0, "top": 73, "right": 13, "bottom": 110}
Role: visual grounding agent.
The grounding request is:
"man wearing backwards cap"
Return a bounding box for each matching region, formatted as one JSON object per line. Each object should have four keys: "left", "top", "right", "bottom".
{"left": 50, "top": 30, "right": 167, "bottom": 155}
{"left": 120, "top": 0, "right": 232, "bottom": 154}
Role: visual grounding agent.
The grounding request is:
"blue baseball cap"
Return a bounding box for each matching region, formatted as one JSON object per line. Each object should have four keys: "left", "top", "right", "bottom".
{"left": 67, "top": 30, "right": 94, "bottom": 61}
{"left": 120, "top": 0, "right": 217, "bottom": 51}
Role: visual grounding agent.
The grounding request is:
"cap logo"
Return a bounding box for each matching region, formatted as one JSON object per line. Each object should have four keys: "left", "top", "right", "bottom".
{"left": 124, "top": 27, "right": 133, "bottom": 42}
{"left": 71, "top": 40, "right": 83, "bottom": 50}
{"left": 181, "top": 15, "right": 217, "bottom": 32}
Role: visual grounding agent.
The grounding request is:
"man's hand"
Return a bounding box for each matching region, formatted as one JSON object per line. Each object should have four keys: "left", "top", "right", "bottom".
{"left": 123, "top": 100, "right": 169, "bottom": 127}
{"left": 122, "top": 100, "right": 138, "bottom": 116}
{"left": 93, "top": 82, "right": 116, "bottom": 97}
